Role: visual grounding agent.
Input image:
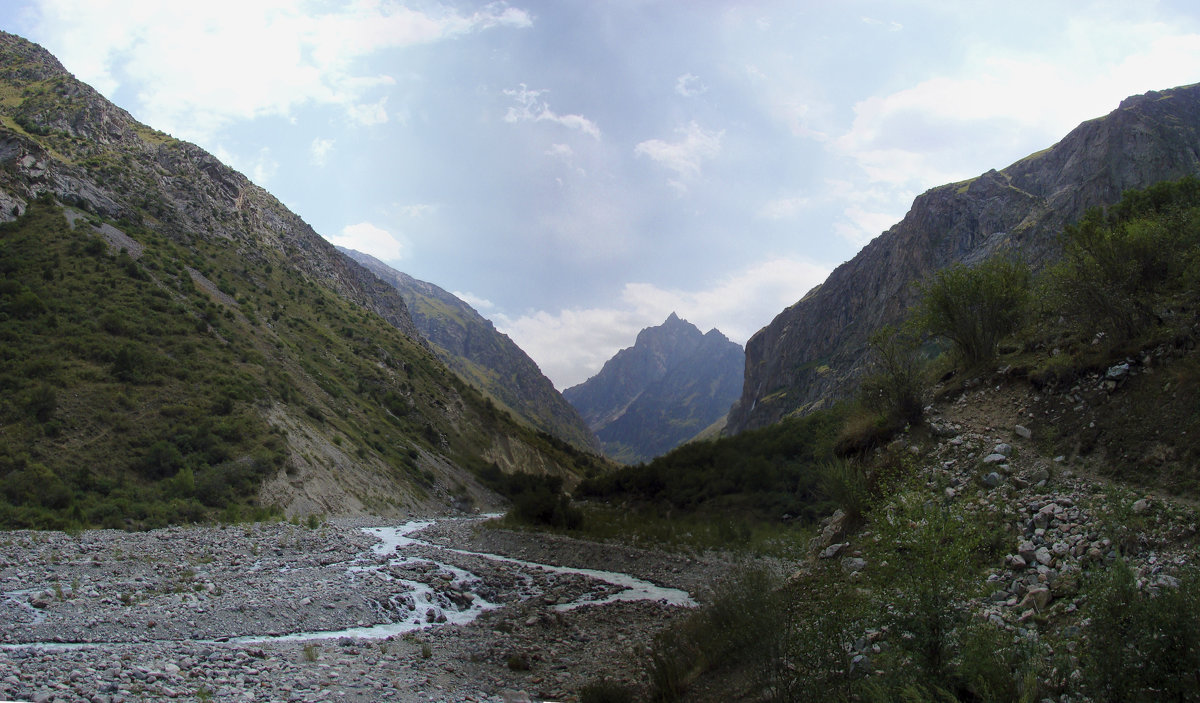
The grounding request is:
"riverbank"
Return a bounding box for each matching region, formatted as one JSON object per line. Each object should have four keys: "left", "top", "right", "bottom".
{"left": 0, "top": 516, "right": 725, "bottom": 702}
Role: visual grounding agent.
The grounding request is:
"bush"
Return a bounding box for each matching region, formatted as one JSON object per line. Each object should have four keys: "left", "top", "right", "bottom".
{"left": 915, "top": 256, "right": 1030, "bottom": 367}
{"left": 1082, "top": 560, "right": 1200, "bottom": 702}
{"left": 859, "top": 325, "right": 925, "bottom": 427}
{"left": 1048, "top": 179, "right": 1200, "bottom": 342}
{"left": 23, "top": 383, "right": 56, "bottom": 422}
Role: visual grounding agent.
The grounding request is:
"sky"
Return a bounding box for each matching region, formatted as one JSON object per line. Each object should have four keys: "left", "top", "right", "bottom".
{"left": 3, "top": 1, "right": 1200, "bottom": 389}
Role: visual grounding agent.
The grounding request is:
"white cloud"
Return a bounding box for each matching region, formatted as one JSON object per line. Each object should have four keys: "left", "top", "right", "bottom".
{"left": 833, "top": 19, "right": 1200, "bottom": 192}
{"left": 326, "top": 222, "right": 404, "bottom": 261}
{"left": 759, "top": 194, "right": 810, "bottom": 220}
{"left": 212, "top": 145, "right": 278, "bottom": 186}
{"left": 495, "top": 257, "right": 830, "bottom": 389}
{"left": 310, "top": 137, "right": 334, "bottom": 166}
{"left": 453, "top": 291, "right": 494, "bottom": 311}
{"left": 860, "top": 17, "right": 903, "bottom": 31}
{"left": 397, "top": 203, "right": 438, "bottom": 218}
{"left": 503, "top": 84, "right": 601, "bottom": 139}
{"left": 834, "top": 207, "right": 903, "bottom": 247}
{"left": 675, "top": 73, "right": 706, "bottom": 97}
{"left": 347, "top": 96, "right": 390, "bottom": 126}
{"left": 634, "top": 121, "right": 723, "bottom": 193}
{"left": 27, "top": 0, "right": 531, "bottom": 142}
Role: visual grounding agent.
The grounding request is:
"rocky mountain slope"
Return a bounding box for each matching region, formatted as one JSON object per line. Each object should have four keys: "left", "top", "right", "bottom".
{"left": 339, "top": 248, "right": 601, "bottom": 454}
{"left": 564, "top": 313, "right": 744, "bottom": 463}
{"left": 0, "top": 31, "right": 599, "bottom": 526}
{"left": 728, "top": 83, "right": 1200, "bottom": 433}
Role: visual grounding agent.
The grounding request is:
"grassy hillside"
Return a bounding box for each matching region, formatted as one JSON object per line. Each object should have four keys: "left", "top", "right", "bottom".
{"left": 0, "top": 195, "right": 605, "bottom": 530}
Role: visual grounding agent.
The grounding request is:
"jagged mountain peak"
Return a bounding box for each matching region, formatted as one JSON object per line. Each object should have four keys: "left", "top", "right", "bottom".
{"left": 564, "top": 316, "right": 743, "bottom": 463}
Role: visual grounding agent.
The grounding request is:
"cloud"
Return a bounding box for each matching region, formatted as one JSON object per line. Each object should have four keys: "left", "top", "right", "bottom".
{"left": 634, "top": 121, "right": 723, "bottom": 193}
{"left": 453, "top": 291, "right": 494, "bottom": 311}
{"left": 503, "top": 84, "right": 601, "bottom": 139}
{"left": 759, "top": 194, "right": 810, "bottom": 220}
{"left": 310, "top": 137, "right": 334, "bottom": 166}
{"left": 213, "top": 145, "right": 278, "bottom": 186}
{"left": 347, "top": 96, "right": 390, "bottom": 126}
{"left": 495, "top": 257, "right": 830, "bottom": 389}
{"left": 675, "top": 73, "right": 706, "bottom": 97}
{"left": 325, "top": 222, "right": 404, "bottom": 261}
{"left": 833, "top": 19, "right": 1200, "bottom": 193}
{"left": 860, "top": 17, "right": 903, "bottom": 31}
{"left": 27, "top": 0, "right": 532, "bottom": 142}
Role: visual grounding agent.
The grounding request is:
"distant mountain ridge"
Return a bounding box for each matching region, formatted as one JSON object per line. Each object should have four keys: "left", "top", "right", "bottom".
{"left": 564, "top": 313, "right": 744, "bottom": 463}
{"left": 728, "top": 83, "right": 1200, "bottom": 434}
{"left": 339, "top": 248, "right": 601, "bottom": 453}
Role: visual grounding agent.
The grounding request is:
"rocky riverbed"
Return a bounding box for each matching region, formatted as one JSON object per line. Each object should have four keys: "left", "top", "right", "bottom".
{"left": 0, "top": 516, "right": 725, "bottom": 703}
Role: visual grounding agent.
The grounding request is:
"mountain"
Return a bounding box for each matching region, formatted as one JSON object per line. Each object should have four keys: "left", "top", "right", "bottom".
{"left": 338, "top": 248, "right": 601, "bottom": 453}
{"left": 0, "top": 32, "right": 602, "bottom": 528}
{"left": 564, "top": 313, "right": 744, "bottom": 463}
{"left": 728, "top": 83, "right": 1200, "bottom": 434}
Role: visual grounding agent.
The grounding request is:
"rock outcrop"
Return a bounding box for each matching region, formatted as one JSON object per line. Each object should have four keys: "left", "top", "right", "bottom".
{"left": 728, "top": 83, "right": 1200, "bottom": 433}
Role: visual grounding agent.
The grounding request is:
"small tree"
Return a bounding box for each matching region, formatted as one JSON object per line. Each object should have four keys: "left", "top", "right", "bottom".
{"left": 915, "top": 257, "right": 1030, "bottom": 367}
{"left": 861, "top": 325, "right": 925, "bottom": 426}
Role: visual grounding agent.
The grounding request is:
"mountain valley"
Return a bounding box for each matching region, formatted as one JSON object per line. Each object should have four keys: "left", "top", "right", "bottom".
{"left": 4, "top": 27, "right": 1200, "bottom": 703}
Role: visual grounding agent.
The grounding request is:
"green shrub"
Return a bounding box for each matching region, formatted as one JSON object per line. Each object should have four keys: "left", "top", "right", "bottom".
{"left": 915, "top": 256, "right": 1030, "bottom": 367}
{"left": 1082, "top": 561, "right": 1200, "bottom": 702}
{"left": 867, "top": 496, "right": 987, "bottom": 686}
{"left": 23, "top": 383, "right": 56, "bottom": 423}
{"left": 1048, "top": 179, "right": 1200, "bottom": 342}
{"left": 648, "top": 568, "right": 785, "bottom": 701}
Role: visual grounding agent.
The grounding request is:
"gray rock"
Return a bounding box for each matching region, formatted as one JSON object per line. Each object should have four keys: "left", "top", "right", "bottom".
{"left": 993, "top": 443, "right": 1013, "bottom": 456}
{"left": 1132, "top": 498, "right": 1151, "bottom": 514}
{"left": 841, "top": 557, "right": 867, "bottom": 575}
{"left": 819, "top": 542, "right": 848, "bottom": 560}
{"left": 1014, "top": 425, "right": 1032, "bottom": 439}
{"left": 982, "top": 453, "right": 1007, "bottom": 464}
{"left": 982, "top": 472, "right": 1004, "bottom": 488}
{"left": 1106, "top": 363, "right": 1130, "bottom": 380}
{"left": 1018, "top": 587, "right": 1052, "bottom": 611}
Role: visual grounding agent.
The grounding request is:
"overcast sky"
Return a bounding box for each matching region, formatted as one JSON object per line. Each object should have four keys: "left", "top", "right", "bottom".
{"left": 4, "top": 1, "right": 1200, "bottom": 388}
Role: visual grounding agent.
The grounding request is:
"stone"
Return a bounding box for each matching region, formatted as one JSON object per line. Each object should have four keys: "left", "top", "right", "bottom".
{"left": 1106, "top": 363, "right": 1130, "bottom": 380}
{"left": 982, "top": 453, "right": 1007, "bottom": 464}
{"left": 1018, "top": 587, "right": 1052, "bottom": 611}
{"left": 841, "top": 557, "right": 867, "bottom": 575}
{"left": 820, "top": 542, "right": 848, "bottom": 559}
{"left": 993, "top": 443, "right": 1013, "bottom": 456}
{"left": 1014, "top": 425, "right": 1032, "bottom": 439}
{"left": 982, "top": 472, "right": 1003, "bottom": 488}
{"left": 1035, "top": 547, "right": 1054, "bottom": 566}
{"left": 1018, "top": 541, "right": 1037, "bottom": 562}
{"left": 1132, "top": 498, "right": 1151, "bottom": 514}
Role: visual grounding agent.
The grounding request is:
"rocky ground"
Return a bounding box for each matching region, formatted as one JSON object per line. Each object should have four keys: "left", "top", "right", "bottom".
{"left": 0, "top": 517, "right": 729, "bottom": 703}
{"left": 808, "top": 354, "right": 1200, "bottom": 684}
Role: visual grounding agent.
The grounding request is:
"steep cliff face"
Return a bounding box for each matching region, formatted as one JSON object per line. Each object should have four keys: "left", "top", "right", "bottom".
{"left": 565, "top": 314, "right": 744, "bottom": 463}
{"left": 728, "top": 84, "right": 1200, "bottom": 434}
{"left": 0, "top": 32, "right": 596, "bottom": 521}
{"left": 340, "top": 248, "right": 602, "bottom": 453}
